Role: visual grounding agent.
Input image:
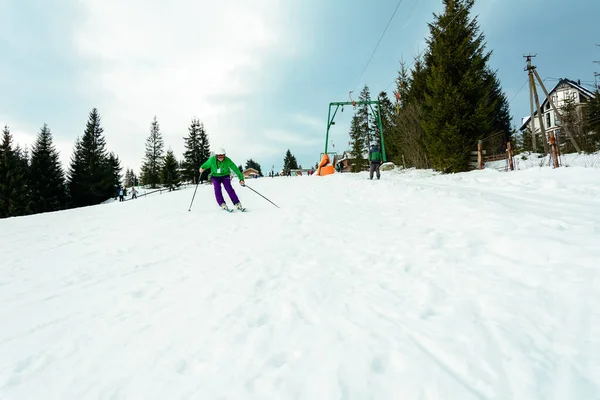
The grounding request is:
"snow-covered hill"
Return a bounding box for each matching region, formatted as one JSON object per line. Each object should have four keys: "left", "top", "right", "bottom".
{"left": 1, "top": 166, "right": 599, "bottom": 399}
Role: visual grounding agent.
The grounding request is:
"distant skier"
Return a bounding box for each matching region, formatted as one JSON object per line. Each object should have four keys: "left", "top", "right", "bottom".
{"left": 368, "top": 143, "right": 382, "bottom": 180}
{"left": 199, "top": 147, "right": 246, "bottom": 210}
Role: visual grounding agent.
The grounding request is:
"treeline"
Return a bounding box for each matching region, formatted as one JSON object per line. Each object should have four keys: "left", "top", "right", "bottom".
{"left": 347, "top": 0, "right": 512, "bottom": 173}
{"left": 1, "top": 105, "right": 298, "bottom": 219}
{"left": 0, "top": 109, "right": 124, "bottom": 219}
{"left": 1, "top": 108, "right": 241, "bottom": 219}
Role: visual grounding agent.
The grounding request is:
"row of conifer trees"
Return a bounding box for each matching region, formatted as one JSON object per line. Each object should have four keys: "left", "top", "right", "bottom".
{"left": 346, "top": 0, "right": 512, "bottom": 173}
{"left": 0, "top": 109, "right": 217, "bottom": 219}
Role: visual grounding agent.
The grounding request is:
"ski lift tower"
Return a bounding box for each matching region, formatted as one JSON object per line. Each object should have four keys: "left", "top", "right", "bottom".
{"left": 317, "top": 95, "right": 387, "bottom": 176}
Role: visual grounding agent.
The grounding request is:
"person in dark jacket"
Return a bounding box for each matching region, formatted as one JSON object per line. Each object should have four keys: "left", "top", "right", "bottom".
{"left": 368, "top": 143, "right": 382, "bottom": 180}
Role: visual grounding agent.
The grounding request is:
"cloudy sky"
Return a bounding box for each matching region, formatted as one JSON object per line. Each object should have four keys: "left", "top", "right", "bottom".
{"left": 2, "top": 0, "right": 599, "bottom": 174}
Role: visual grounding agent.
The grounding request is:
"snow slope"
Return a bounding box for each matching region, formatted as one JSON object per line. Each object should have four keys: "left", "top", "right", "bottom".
{"left": 1, "top": 167, "right": 600, "bottom": 400}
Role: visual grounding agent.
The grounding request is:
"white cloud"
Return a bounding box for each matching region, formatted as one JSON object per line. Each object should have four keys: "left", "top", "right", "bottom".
{"left": 291, "top": 113, "right": 325, "bottom": 132}
{"left": 262, "top": 128, "right": 322, "bottom": 147}
{"left": 1, "top": 117, "right": 75, "bottom": 171}
{"left": 72, "top": 0, "right": 295, "bottom": 171}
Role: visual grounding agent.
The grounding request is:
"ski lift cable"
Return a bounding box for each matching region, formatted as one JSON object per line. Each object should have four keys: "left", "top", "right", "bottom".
{"left": 385, "top": 4, "right": 468, "bottom": 92}
{"left": 353, "top": 0, "right": 407, "bottom": 92}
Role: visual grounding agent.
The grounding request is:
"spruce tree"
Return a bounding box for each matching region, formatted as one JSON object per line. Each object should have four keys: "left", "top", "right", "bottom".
{"left": 282, "top": 149, "right": 298, "bottom": 174}
{"left": 107, "top": 152, "right": 122, "bottom": 190}
{"left": 29, "top": 123, "right": 67, "bottom": 214}
{"left": 197, "top": 123, "right": 211, "bottom": 164}
{"left": 348, "top": 115, "right": 365, "bottom": 172}
{"left": 356, "top": 85, "right": 373, "bottom": 149}
{"left": 67, "top": 108, "right": 114, "bottom": 206}
{"left": 124, "top": 168, "right": 139, "bottom": 187}
{"left": 124, "top": 168, "right": 133, "bottom": 187}
{"left": 374, "top": 92, "right": 395, "bottom": 162}
{"left": 393, "top": 57, "right": 431, "bottom": 169}
{"left": 14, "top": 145, "right": 31, "bottom": 215}
{"left": 245, "top": 159, "right": 263, "bottom": 176}
{"left": 585, "top": 91, "right": 600, "bottom": 151}
{"left": 140, "top": 116, "right": 164, "bottom": 188}
{"left": 182, "top": 118, "right": 210, "bottom": 183}
{"left": 0, "top": 126, "right": 31, "bottom": 218}
{"left": 395, "top": 60, "right": 412, "bottom": 108}
{"left": 421, "top": 0, "right": 504, "bottom": 172}
{"left": 161, "top": 149, "right": 180, "bottom": 190}
{"left": 407, "top": 56, "right": 429, "bottom": 105}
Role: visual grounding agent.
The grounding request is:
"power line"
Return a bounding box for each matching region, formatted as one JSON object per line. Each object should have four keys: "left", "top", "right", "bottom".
{"left": 508, "top": 78, "right": 529, "bottom": 105}
{"left": 384, "top": 5, "right": 468, "bottom": 92}
{"left": 380, "top": 5, "right": 531, "bottom": 117}
{"left": 353, "top": 0, "right": 407, "bottom": 92}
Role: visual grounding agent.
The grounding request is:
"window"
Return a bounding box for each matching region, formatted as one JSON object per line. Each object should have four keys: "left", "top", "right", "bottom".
{"left": 546, "top": 113, "right": 551, "bottom": 128}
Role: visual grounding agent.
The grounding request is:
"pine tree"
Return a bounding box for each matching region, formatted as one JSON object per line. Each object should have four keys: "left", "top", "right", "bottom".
{"left": 395, "top": 60, "right": 412, "bottom": 109}
{"left": 356, "top": 85, "right": 374, "bottom": 149}
{"left": 124, "top": 168, "right": 140, "bottom": 187}
{"left": 140, "top": 116, "right": 164, "bottom": 188}
{"left": 407, "top": 56, "right": 429, "bottom": 105}
{"left": 29, "top": 123, "right": 67, "bottom": 214}
{"left": 245, "top": 159, "right": 263, "bottom": 176}
{"left": 487, "top": 70, "right": 512, "bottom": 138}
{"left": 374, "top": 91, "right": 395, "bottom": 162}
{"left": 161, "top": 149, "right": 181, "bottom": 190}
{"left": 14, "top": 145, "right": 31, "bottom": 215}
{"left": 0, "top": 125, "right": 31, "bottom": 218}
{"left": 182, "top": 118, "right": 210, "bottom": 183}
{"left": 348, "top": 115, "right": 365, "bottom": 172}
{"left": 421, "top": 0, "right": 501, "bottom": 173}
{"left": 392, "top": 56, "right": 431, "bottom": 169}
{"left": 107, "top": 152, "right": 122, "bottom": 190}
{"left": 282, "top": 149, "right": 298, "bottom": 174}
{"left": 585, "top": 91, "right": 600, "bottom": 151}
{"left": 124, "top": 168, "right": 133, "bottom": 187}
{"left": 67, "top": 108, "right": 114, "bottom": 206}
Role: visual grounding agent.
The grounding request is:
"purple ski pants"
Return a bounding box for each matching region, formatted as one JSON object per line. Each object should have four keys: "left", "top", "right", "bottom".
{"left": 211, "top": 175, "right": 240, "bottom": 206}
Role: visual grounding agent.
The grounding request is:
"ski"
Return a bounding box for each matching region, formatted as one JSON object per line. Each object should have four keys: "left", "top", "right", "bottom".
{"left": 220, "top": 205, "right": 246, "bottom": 212}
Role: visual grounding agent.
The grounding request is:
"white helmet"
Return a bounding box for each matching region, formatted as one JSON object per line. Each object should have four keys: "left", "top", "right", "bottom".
{"left": 215, "top": 147, "right": 226, "bottom": 156}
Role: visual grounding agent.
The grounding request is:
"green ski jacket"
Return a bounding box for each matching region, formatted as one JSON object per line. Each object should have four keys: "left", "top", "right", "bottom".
{"left": 201, "top": 156, "right": 245, "bottom": 181}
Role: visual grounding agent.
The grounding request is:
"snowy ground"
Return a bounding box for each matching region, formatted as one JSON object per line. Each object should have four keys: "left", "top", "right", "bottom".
{"left": 1, "top": 165, "right": 600, "bottom": 400}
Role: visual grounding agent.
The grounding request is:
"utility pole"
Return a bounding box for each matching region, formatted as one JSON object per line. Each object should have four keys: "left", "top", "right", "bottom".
{"left": 524, "top": 54, "right": 581, "bottom": 154}
{"left": 524, "top": 54, "right": 549, "bottom": 153}
{"left": 531, "top": 67, "right": 581, "bottom": 153}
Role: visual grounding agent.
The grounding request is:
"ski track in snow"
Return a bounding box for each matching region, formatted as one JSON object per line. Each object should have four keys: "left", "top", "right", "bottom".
{"left": 1, "top": 167, "right": 600, "bottom": 399}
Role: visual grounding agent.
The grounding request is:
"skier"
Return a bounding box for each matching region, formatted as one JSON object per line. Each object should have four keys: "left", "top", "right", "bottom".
{"left": 199, "top": 147, "right": 246, "bottom": 211}
{"left": 368, "top": 142, "right": 382, "bottom": 180}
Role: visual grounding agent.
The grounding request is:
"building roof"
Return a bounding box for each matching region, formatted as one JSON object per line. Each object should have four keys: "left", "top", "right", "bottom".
{"left": 519, "top": 78, "right": 597, "bottom": 131}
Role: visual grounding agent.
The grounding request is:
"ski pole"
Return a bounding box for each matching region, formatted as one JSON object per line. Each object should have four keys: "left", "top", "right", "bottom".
{"left": 188, "top": 180, "right": 200, "bottom": 211}
{"left": 244, "top": 184, "right": 280, "bottom": 208}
